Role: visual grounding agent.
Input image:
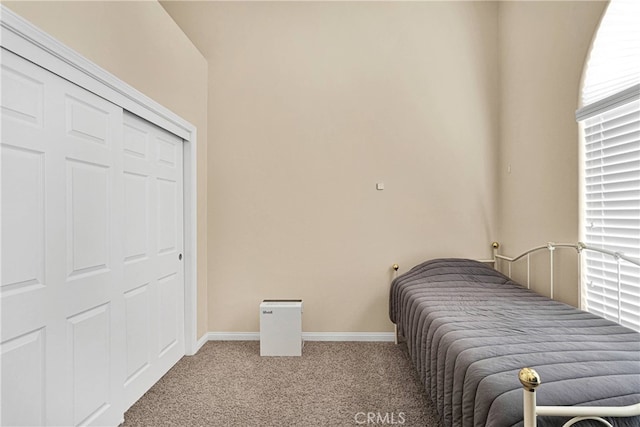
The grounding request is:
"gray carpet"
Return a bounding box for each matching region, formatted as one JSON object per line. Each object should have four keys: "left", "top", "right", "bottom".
{"left": 123, "top": 341, "right": 442, "bottom": 426}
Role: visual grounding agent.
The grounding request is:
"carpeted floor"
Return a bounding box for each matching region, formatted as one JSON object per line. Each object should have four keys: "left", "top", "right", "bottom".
{"left": 123, "top": 341, "right": 442, "bottom": 427}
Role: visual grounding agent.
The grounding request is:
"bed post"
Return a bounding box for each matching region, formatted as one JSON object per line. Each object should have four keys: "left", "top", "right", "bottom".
{"left": 393, "top": 263, "right": 399, "bottom": 345}
{"left": 548, "top": 243, "right": 556, "bottom": 299}
{"left": 577, "top": 242, "right": 585, "bottom": 310}
{"left": 492, "top": 242, "right": 499, "bottom": 267}
{"left": 519, "top": 367, "right": 541, "bottom": 427}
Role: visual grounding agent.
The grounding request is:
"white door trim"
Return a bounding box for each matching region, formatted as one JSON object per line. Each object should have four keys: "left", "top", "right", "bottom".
{"left": 0, "top": 5, "right": 200, "bottom": 355}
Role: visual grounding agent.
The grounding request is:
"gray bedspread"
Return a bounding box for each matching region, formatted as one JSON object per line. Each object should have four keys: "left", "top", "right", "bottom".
{"left": 389, "top": 258, "right": 640, "bottom": 427}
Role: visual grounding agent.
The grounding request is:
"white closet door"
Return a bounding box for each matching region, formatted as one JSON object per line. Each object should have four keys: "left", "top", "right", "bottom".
{"left": 121, "top": 112, "right": 184, "bottom": 410}
{"left": 1, "top": 49, "right": 185, "bottom": 426}
{"left": 1, "top": 49, "right": 125, "bottom": 426}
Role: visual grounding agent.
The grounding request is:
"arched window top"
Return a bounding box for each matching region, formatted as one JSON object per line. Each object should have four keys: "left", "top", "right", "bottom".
{"left": 581, "top": 0, "right": 640, "bottom": 107}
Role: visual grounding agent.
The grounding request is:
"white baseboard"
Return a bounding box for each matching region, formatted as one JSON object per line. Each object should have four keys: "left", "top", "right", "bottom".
{"left": 195, "top": 331, "right": 395, "bottom": 349}
{"left": 193, "top": 333, "right": 211, "bottom": 354}
{"left": 303, "top": 332, "right": 395, "bottom": 342}
{"left": 206, "top": 332, "right": 261, "bottom": 341}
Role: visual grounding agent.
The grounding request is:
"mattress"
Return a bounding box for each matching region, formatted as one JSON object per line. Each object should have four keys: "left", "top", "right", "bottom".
{"left": 389, "top": 258, "right": 640, "bottom": 427}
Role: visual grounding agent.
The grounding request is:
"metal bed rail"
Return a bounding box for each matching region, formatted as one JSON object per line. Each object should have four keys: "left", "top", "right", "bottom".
{"left": 491, "top": 241, "right": 640, "bottom": 318}
{"left": 493, "top": 242, "right": 583, "bottom": 301}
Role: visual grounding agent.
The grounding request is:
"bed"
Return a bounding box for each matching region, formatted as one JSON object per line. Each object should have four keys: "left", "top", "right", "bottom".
{"left": 389, "top": 245, "right": 640, "bottom": 427}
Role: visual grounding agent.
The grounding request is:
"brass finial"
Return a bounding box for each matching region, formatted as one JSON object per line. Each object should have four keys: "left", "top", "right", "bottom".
{"left": 518, "top": 367, "right": 541, "bottom": 392}
{"left": 392, "top": 264, "right": 399, "bottom": 271}
{"left": 492, "top": 242, "right": 500, "bottom": 249}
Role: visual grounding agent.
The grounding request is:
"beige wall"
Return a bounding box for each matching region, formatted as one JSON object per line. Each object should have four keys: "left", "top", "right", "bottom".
{"left": 497, "top": 1, "right": 607, "bottom": 306}
{"left": 4, "top": 0, "right": 210, "bottom": 338}
{"left": 163, "top": 1, "right": 500, "bottom": 333}
{"left": 181, "top": 0, "right": 605, "bottom": 331}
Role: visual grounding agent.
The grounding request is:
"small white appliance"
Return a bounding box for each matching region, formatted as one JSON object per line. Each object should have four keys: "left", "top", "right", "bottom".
{"left": 259, "top": 299, "right": 303, "bottom": 356}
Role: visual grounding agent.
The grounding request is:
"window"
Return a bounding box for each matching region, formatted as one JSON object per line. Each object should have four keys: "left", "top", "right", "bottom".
{"left": 577, "top": 0, "right": 640, "bottom": 331}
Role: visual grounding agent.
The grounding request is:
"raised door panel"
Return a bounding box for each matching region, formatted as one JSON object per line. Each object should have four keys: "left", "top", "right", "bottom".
{"left": 1, "top": 145, "right": 45, "bottom": 295}
{"left": 65, "top": 96, "right": 110, "bottom": 147}
{"left": 158, "top": 273, "right": 179, "bottom": 356}
{"left": 124, "top": 284, "right": 151, "bottom": 385}
{"left": 157, "top": 178, "right": 178, "bottom": 255}
{"left": 67, "top": 304, "right": 111, "bottom": 426}
{"left": 124, "top": 172, "right": 149, "bottom": 263}
{"left": 66, "top": 159, "right": 111, "bottom": 279}
{"left": 0, "top": 329, "right": 45, "bottom": 427}
{"left": 0, "top": 62, "right": 44, "bottom": 128}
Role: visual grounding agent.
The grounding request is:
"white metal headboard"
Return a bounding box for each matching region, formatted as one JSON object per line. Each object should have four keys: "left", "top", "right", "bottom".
{"left": 489, "top": 241, "right": 640, "bottom": 320}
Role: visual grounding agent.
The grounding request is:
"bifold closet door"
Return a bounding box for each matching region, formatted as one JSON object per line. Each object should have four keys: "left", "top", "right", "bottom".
{"left": 121, "top": 112, "right": 184, "bottom": 409}
{"left": 1, "top": 48, "right": 185, "bottom": 426}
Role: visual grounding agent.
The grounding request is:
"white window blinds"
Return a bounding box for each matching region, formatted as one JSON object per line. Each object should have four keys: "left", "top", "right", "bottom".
{"left": 577, "top": 0, "right": 640, "bottom": 332}
{"left": 581, "top": 99, "right": 640, "bottom": 331}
